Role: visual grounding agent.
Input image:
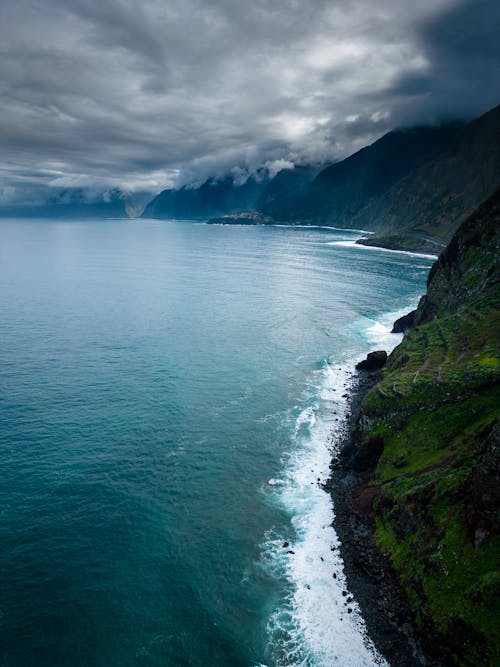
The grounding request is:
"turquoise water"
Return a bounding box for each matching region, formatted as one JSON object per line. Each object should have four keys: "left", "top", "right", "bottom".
{"left": 0, "top": 219, "right": 434, "bottom": 666}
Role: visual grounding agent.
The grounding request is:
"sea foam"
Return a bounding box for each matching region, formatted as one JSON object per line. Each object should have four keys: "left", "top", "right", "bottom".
{"left": 260, "top": 311, "right": 411, "bottom": 665}
{"left": 261, "top": 362, "right": 387, "bottom": 666}
{"left": 326, "top": 239, "right": 438, "bottom": 260}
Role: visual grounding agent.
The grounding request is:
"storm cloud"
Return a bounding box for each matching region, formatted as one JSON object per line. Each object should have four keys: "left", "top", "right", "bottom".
{"left": 0, "top": 0, "right": 499, "bottom": 202}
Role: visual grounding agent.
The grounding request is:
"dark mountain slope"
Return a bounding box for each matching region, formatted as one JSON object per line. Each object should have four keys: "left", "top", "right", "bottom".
{"left": 203, "top": 122, "right": 465, "bottom": 228}
{"left": 342, "top": 189, "right": 500, "bottom": 664}
{"left": 259, "top": 124, "right": 463, "bottom": 225}
{"left": 250, "top": 123, "right": 461, "bottom": 227}
{"left": 142, "top": 175, "right": 268, "bottom": 220}
{"left": 142, "top": 104, "right": 499, "bottom": 244}
{"left": 255, "top": 165, "right": 320, "bottom": 221}
{"left": 357, "top": 105, "right": 500, "bottom": 252}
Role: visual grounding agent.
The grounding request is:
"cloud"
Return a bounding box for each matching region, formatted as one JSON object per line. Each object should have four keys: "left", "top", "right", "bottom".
{"left": 0, "top": 0, "right": 498, "bottom": 202}
{"left": 387, "top": 0, "right": 500, "bottom": 124}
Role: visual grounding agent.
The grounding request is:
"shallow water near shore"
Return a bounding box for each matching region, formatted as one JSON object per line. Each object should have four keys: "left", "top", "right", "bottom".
{"left": 0, "top": 218, "right": 434, "bottom": 666}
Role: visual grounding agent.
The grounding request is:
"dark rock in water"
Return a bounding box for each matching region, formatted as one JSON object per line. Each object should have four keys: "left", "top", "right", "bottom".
{"left": 392, "top": 294, "right": 428, "bottom": 333}
{"left": 282, "top": 541, "right": 289, "bottom": 548}
{"left": 392, "top": 310, "right": 417, "bottom": 333}
{"left": 356, "top": 350, "right": 388, "bottom": 371}
{"left": 287, "top": 550, "right": 295, "bottom": 555}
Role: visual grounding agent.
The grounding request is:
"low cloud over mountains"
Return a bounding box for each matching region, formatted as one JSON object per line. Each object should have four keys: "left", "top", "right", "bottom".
{"left": 1, "top": 0, "right": 499, "bottom": 203}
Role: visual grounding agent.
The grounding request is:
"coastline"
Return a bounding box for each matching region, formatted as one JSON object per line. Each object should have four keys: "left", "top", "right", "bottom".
{"left": 263, "top": 301, "right": 436, "bottom": 664}
{"left": 324, "top": 189, "right": 500, "bottom": 666}
{"left": 150, "top": 214, "right": 443, "bottom": 258}
{"left": 326, "top": 369, "right": 432, "bottom": 666}
{"left": 261, "top": 361, "right": 391, "bottom": 666}
{"left": 355, "top": 236, "right": 444, "bottom": 256}
{"left": 327, "top": 239, "right": 438, "bottom": 260}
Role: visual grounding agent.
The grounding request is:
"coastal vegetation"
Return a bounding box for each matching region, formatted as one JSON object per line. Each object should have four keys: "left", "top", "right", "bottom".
{"left": 347, "top": 189, "right": 500, "bottom": 664}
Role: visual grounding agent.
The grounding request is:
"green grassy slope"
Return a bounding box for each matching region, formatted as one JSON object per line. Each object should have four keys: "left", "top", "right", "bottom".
{"left": 357, "top": 190, "right": 500, "bottom": 664}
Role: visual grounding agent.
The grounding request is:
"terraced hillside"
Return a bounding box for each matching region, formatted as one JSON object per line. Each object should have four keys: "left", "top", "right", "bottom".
{"left": 353, "top": 189, "right": 500, "bottom": 664}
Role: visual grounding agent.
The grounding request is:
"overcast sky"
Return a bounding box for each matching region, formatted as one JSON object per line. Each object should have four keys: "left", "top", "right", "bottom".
{"left": 0, "top": 0, "right": 499, "bottom": 202}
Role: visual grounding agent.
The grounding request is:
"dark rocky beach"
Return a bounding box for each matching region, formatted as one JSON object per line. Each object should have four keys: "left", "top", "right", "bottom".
{"left": 326, "top": 367, "right": 436, "bottom": 666}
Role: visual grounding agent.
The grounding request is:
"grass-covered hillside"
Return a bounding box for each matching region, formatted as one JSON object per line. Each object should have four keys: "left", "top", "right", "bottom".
{"left": 357, "top": 189, "right": 500, "bottom": 664}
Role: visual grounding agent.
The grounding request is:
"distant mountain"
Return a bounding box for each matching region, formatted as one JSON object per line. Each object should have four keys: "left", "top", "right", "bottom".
{"left": 249, "top": 104, "right": 500, "bottom": 252}
{"left": 262, "top": 123, "right": 464, "bottom": 226}
{"left": 255, "top": 165, "right": 320, "bottom": 221}
{"left": 356, "top": 104, "right": 500, "bottom": 251}
{"left": 142, "top": 174, "right": 269, "bottom": 220}
{"left": 8, "top": 104, "right": 497, "bottom": 244}
{"left": 0, "top": 188, "right": 152, "bottom": 219}
{"left": 200, "top": 122, "right": 463, "bottom": 228}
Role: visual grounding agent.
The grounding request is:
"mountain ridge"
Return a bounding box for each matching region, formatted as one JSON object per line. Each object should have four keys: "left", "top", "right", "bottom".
{"left": 281, "top": 122, "right": 464, "bottom": 227}
{"left": 141, "top": 174, "right": 269, "bottom": 220}
{"left": 205, "top": 104, "right": 500, "bottom": 253}
{"left": 355, "top": 104, "right": 500, "bottom": 251}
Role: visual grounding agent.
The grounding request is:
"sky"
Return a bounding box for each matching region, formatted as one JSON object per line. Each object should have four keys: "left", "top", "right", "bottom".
{"left": 0, "top": 0, "right": 499, "bottom": 203}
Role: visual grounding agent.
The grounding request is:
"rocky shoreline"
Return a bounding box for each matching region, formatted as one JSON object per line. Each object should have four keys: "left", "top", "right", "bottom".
{"left": 326, "top": 367, "right": 438, "bottom": 667}
{"left": 326, "top": 189, "right": 500, "bottom": 666}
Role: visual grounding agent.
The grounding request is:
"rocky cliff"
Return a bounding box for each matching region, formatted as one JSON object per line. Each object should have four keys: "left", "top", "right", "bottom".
{"left": 337, "top": 189, "right": 500, "bottom": 665}
{"left": 289, "top": 123, "right": 462, "bottom": 228}
{"left": 355, "top": 105, "right": 500, "bottom": 252}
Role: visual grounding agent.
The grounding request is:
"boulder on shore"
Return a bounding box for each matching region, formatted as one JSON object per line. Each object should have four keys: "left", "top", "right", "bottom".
{"left": 356, "top": 350, "right": 387, "bottom": 371}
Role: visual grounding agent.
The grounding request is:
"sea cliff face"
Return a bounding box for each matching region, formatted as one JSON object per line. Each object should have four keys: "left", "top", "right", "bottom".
{"left": 354, "top": 105, "right": 500, "bottom": 253}
{"left": 338, "top": 189, "right": 500, "bottom": 665}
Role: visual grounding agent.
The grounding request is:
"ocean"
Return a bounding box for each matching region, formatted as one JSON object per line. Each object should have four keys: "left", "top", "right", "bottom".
{"left": 0, "top": 218, "right": 435, "bottom": 666}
